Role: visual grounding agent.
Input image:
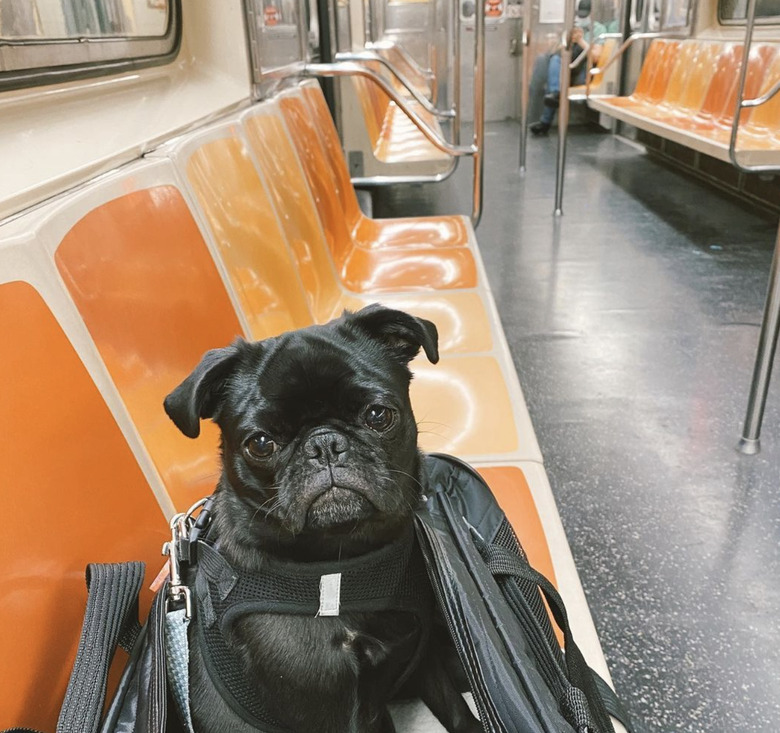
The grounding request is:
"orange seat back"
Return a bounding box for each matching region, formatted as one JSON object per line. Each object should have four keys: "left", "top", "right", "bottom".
{"left": 632, "top": 39, "right": 680, "bottom": 101}
{"left": 276, "top": 89, "right": 357, "bottom": 269}
{"left": 55, "top": 186, "right": 244, "bottom": 510}
{"left": 662, "top": 41, "right": 721, "bottom": 113}
{"left": 664, "top": 41, "right": 723, "bottom": 114}
{"left": 299, "top": 82, "right": 364, "bottom": 228}
{"left": 740, "top": 46, "right": 780, "bottom": 133}
{"left": 185, "top": 133, "right": 315, "bottom": 335}
{"left": 695, "top": 44, "right": 742, "bottom": 122}
{"left": 241, "top": 107, "right": 345, "bottom": 321}
{"left": 0, "top": 280, "right": 165, "bottom": 731}
{"left": 588, "top": 38, "right": 617, "bottom": 90}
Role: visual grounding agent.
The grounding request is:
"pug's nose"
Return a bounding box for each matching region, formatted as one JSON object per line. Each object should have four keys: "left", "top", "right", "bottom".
{"left": 303, "top": 431, "right": 349, "bottom": 464}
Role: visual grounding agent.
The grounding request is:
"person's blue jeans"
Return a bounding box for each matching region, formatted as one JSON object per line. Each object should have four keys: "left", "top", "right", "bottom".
{"left": 540, "top": 53, "right": 586, "bottom": 125}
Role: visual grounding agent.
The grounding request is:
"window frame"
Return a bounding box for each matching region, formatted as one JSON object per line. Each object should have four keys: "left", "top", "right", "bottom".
{"left": 0, "top": 0, "right": 181, "bottom": 93}
{"left": 718, "top": 0, "right": 780, "bottom": 25}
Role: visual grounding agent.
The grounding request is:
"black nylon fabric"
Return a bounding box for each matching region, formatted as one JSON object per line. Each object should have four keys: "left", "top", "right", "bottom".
{"left": 419, "top": 454, "right": 631, "bottom": 733}
{"left": 193, "top": 524, "right": 433, "bottom": 731}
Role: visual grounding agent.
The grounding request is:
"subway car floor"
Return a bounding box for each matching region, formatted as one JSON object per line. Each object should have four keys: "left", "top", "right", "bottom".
{"left": 372, "top": 123, "right": 780, "bottom": 733}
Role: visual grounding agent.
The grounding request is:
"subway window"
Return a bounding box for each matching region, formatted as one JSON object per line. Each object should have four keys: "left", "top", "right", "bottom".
{"left": 0, "top": 0, "right": 180, "bottom": 91}
{"left": 720, "top": 0, "right": 780, "bottom": 21}
{"left": 662, "top": 0, "right": 692, "bottom": 27}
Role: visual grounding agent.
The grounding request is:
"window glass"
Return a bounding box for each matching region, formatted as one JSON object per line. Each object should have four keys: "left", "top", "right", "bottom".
{"left": 0, "top": 0, "right": 169, "bottom": 40}
{"left": 720, "top": 0, "right": 780, "bottom": 20}
{"left": 662, "top": 0, "right": 691, "bottom": 27}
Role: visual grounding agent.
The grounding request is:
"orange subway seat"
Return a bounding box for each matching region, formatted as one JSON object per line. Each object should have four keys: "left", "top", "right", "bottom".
{"left": 373, "top": 43, "right": 433, "bottom": 99}
{"left": 569, "top": 38, "right": 618, "bottom": 96}
{"left": 350, "top": 71, "right": 449, "bottom": 164}
{"left": 55, "top": 186, "right": 242, "bottom": 510}
{"left": 479, "top": 465, "right": 562, "bottom": 644}
{"left": 0, "top": 281, "right": 166, "bottom": 732}
{"left": 604, "top": 39, "right": 681, "bottom": 113}
{"left": 477, "top": 466, "right": 557, "bottom": 587}
{"left": 298, "top": 82, "right": 470, "bottom": 249}
{"left": 672, "top": 44, "right": 742, "bottom": 134}
{"left": 633, "top": 41, "right": 726, "bottom": 128}
{"left": 272, "top": 92, "right": 478, "bottom": 290}
{"left": 186, "top": 135, "right": 313, "bottom": 335}
{"left": 192, "top": 115, "right": 492, "bottom": 352}
{"left": 648, "top": 41, "right": 722, "bottom": 121}
{"left": 738, "top": 48, "right": 780, "bottom": 147}
{"left": 410, "top": 355, "right": 519, "bottom": 456}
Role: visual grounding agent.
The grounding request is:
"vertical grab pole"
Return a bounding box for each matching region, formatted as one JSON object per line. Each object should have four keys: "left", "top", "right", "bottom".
{"left": 453, "top": 0, "right": 462, "bottom": 146}
{"left": 553, "top": 0, "right": 576, "bottom": 216}
{"left": 472, "top": 0, "right": 486, "bottom": 227}
{"left": 739, "top": 224, "right": 780, "bottom": 454}
{"left": 519, "top": 12, "right": 531, "bottom": 172}
{"left": 737, "top": 0, "right": 776, "bottom": 455}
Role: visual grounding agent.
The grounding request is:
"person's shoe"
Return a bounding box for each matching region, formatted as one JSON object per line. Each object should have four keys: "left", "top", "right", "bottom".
{"left": 543, "top": 91, "right": 560, "bottom": 108}
{"left": 530, "top": 121, "right": 551, "bottom": 136}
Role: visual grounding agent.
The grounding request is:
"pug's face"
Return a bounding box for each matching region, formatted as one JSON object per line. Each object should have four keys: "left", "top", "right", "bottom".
{"left": 164, "top": 305, "right": 439, "bottom": 547}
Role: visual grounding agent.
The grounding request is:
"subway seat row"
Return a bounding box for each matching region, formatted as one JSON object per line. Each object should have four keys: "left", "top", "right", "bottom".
{"left": 588, "top": 38, "right": 780, "bottom": 164}
{"left": 0, "top": 80, "right": 617, "bottom": 731}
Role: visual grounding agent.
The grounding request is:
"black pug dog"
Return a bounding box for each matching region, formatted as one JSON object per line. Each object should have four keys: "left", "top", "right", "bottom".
{"left": 164, "top": 304, "right": 482, "bottom": 733}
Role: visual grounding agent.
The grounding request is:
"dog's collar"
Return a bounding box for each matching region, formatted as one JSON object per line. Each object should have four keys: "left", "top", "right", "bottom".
{"left": 190, "top": 523, "right": 432, "bottom": 731}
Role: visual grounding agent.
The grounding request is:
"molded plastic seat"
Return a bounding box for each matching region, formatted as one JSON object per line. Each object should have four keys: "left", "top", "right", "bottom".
{"left": 299, "top": 80, "right": 471, "bottom": 250}
{"left": 0, "top": 280, "right": 166, "bottom": 731}
{"left": 602, "top": 39, "right": 681, "bottom": 112}
{"left": 270, "top": 90, "right": 477, "bottom": 291}
{"left": 569, "top": 38, "right": 618, "bottom": 96}
{"left": 371, "top": 42, "right": 434, "bottom": 100}
{"left": 55, "top": 185, "right": 241, "bottom": 510}
{"left": 186, "top": 121, "right": 492, "bottom": 353}
{"left": 590, "top": 39, "right": 780, "bottom": 165}
{"left": 738, "top": 48, "right": 780, "bottom": 147}
{"left": 52, "top": 173, "right": 529, "bottom": 462}
{"left": 350, "top": 73, "right": 450, "bottom": 164}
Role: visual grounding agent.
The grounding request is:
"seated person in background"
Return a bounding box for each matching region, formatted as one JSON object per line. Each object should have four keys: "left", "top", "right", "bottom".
{"left": 529, "top": 0, "right": 610, "bottom": 136}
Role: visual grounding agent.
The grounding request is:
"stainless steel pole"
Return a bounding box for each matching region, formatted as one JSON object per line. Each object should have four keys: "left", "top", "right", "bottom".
{"left": 738, "top": 224, "right": 780, "bottom": 454}
{"left": 737, "top": 0, "right": 777, "bottom": 455}
{"left": 553, "top": 0, "right": 576, "bottom": 216}
{"left": 453, "top": 0, "right": 462, "bottom": 146}
{"left": 471, "top": 0, "right": 486, "bottom": 226}
{"left": 519, "top": 23, "right": 531, "bottom": 172}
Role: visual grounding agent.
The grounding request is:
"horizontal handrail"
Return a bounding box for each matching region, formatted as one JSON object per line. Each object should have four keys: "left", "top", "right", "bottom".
{"left": 303, "top": 62, "right": 476, "bottom": 157}
{"left": 569, "top": 31, "right": 623, "bottom": 71}
{"left": 587, "top": 30, "right": 689, "bottom": 86}
{"left": 742, "top": 78, "right": 780, "bottom": 108}
{"left": 366, "top": 40, "right": 435, "bottom": 81}
{"left": 334, "top": 51, "right": 455, "bottom": 118}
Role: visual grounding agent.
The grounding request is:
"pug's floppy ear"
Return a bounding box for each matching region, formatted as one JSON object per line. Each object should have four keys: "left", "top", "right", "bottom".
{"left": 164, "top": 340, "right": 245, "bottom": 438}
{"left": 348, "top": 304, "right": 439, "bottom": 365}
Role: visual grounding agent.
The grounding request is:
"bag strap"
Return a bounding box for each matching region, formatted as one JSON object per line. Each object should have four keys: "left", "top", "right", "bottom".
{"left": 483, "top": 545, "right": 633, "bottom": 733}
{"left": 56, "top": 562, "right": 146, "bottom": 733}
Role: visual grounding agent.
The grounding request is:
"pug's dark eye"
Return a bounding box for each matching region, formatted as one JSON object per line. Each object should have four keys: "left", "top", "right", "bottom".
{"left": 364, "top": 405, "right": 395, "bottom": 432}
{"left": 243, "top": 433, "right": 277, "bottom": 462}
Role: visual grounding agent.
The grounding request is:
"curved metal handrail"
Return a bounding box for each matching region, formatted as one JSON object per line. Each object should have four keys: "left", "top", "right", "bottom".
{"left": 585, "top": 30, "right": 689, "bottom": 96}
{"left": 366, "top": 40, "right": 436, "bottom": 82}
{"left": 304, "top": 62, "right": 474, "bottom": 157}
{"left": 569, "top": 31, "right": 623, "bottom": 71}
{"left": 334, "top": 50, "right": 455, "bottom": 118}
{"left": 727, "top": 0, "right": 780, "bottom": 174}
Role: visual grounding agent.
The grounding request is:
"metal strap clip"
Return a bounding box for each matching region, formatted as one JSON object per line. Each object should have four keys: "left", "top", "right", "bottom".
{"left": 162, "top": 497, "right": 210, "bottom": 619}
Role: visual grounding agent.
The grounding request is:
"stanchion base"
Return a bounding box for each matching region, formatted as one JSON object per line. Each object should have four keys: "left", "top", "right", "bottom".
{"left": 737, "top": 436, "right": 761, "bottom": 455}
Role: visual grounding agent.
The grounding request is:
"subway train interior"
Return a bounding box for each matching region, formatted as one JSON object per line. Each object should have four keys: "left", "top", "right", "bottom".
{"left": 1, "top": 0, "right": 780, "bottom": 731}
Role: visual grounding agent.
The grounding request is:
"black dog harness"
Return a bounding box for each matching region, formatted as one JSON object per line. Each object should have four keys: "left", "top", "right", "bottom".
{"left": 189, "top": 523, "right": 433, "bottom": 731}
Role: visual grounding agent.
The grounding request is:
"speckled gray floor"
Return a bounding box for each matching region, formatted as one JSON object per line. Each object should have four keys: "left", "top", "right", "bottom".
{"left": 372, "top": 123, "right": 780, "bottom": 733}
